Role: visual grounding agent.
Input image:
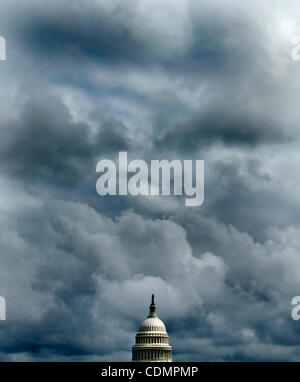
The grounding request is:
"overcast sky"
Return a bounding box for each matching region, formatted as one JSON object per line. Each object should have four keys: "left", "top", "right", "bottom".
{"left": 1, "top": 0, "right": 300, "bottom": 361}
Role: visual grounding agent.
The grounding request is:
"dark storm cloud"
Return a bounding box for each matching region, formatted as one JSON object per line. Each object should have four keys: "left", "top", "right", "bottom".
{"left": 203, "top": 159, "right": 297, "bottom": 240}
{"left": 15, "top": 1, "right": 169, "bottom": 69}
{"left": 22, "top": 17, "right": 147, "bottom": 66}
{"left": 155, "top": 108, "right": 290, "bottom": 152}
{"left": 13, "top": 0, "right": 268, "bottom": 77}
{"left": 0, "top": 91, "right": 131, "bottom": 187}
{"left": 10, "top": 0, "right": 293, "bottom": 153}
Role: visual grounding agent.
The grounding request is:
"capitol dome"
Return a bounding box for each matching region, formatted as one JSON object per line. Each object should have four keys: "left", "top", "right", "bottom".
{"left": 139, "top": 317, "right": 166, "bottom": 332}
{"left": 132, "top": 295, "right": 172, "bottom": 362}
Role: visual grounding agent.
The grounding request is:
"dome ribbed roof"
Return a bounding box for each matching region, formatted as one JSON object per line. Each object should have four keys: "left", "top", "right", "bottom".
{"left": 139, "top": 316, "right": 166, "bottom": 332}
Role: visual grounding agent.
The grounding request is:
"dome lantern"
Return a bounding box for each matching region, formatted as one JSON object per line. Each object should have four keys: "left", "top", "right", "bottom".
{"left": 148, "top": 294, "right": 156, "bottom": 317}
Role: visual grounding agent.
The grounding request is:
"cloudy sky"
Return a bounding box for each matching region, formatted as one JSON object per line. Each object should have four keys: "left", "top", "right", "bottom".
{"left": 1, "top": 0, "right": 300, "bottom": 361}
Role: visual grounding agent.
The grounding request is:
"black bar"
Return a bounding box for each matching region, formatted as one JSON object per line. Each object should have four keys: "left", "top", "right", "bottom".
{"left": 0, "top": 362, "right": 298, "bottom": 379}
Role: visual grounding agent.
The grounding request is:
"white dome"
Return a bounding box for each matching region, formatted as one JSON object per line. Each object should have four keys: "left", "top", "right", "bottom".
{"left": 139, "top": 316, "right": 166, "bottom": 332}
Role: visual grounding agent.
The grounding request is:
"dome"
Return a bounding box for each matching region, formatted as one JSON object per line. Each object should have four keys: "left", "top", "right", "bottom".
{"left": 139, "top": 316, "right": 166, "bottom": 332}
{"left": 132, "top": 294, "right": 172, "bottom": 362}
